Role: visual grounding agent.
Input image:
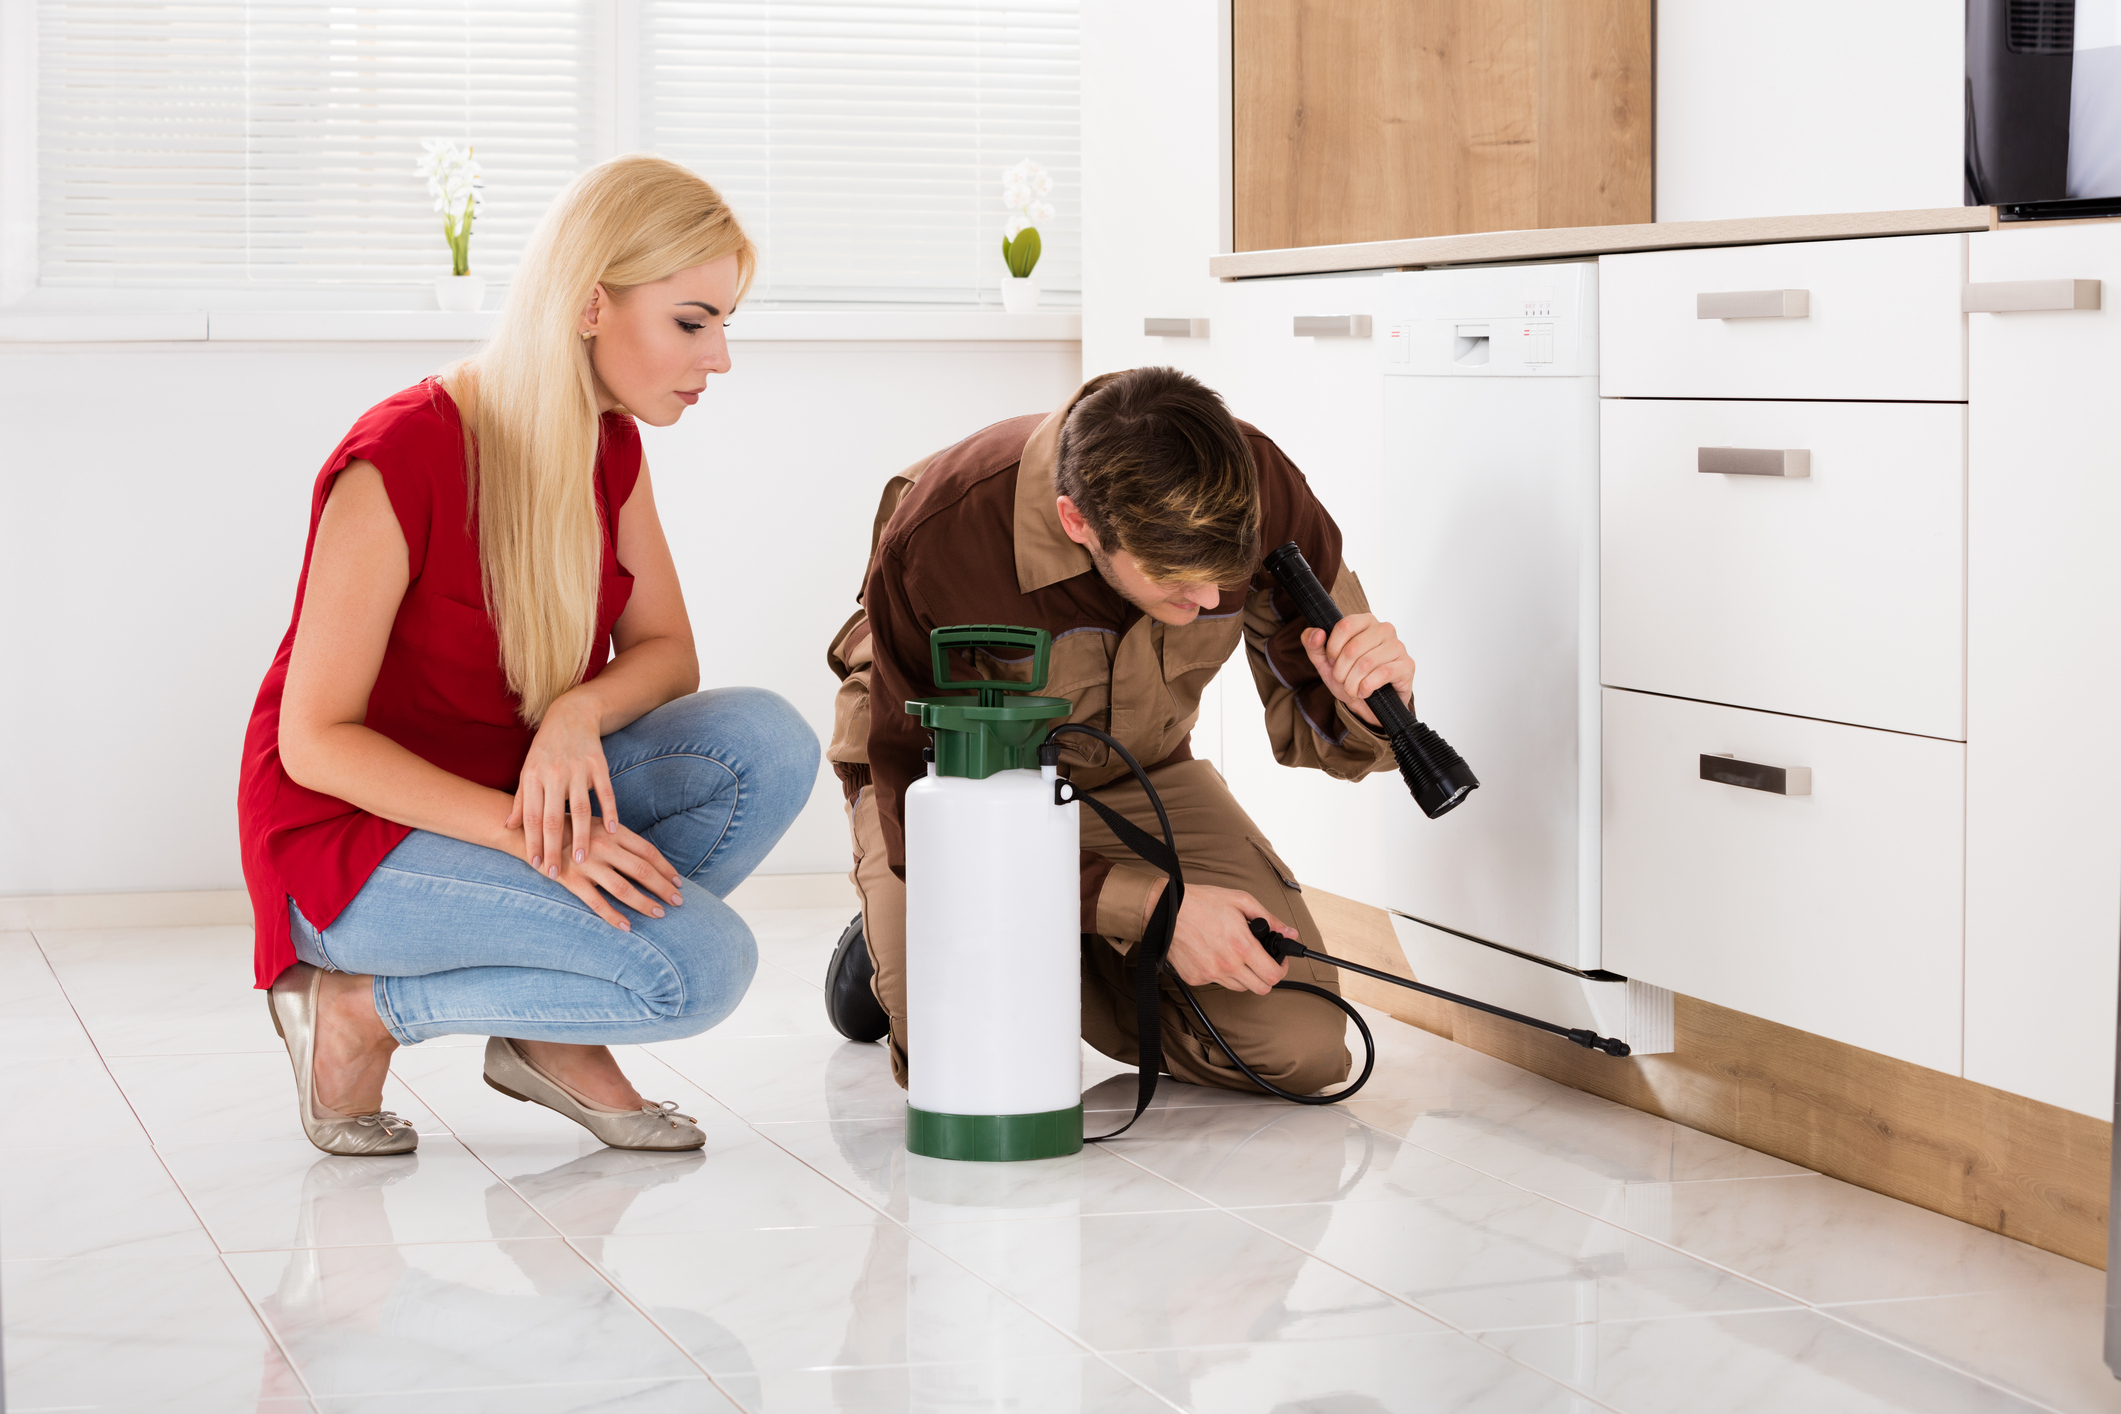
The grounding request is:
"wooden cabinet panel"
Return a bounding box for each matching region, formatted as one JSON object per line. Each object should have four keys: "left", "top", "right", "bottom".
{"left": 1965, "top": 223, "right": 2121, "bottom": 1120}
{"left": 1233, "top": 0, "right": 1652, "bottom": 252}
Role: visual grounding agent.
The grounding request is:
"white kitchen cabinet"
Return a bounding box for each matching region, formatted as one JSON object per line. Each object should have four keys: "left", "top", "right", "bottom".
{"left": 1080, "top": 0, "right": 1403, "bottom": 902}
{"left": 1601, "top": 234, "right": 1966, "bottom": 401}
{"left": 1601, "top": 398, "right": 1966, "bottom": 739}
{"left": 1603, "top": 687, "right": 1966, "bottom": 1073}
{"left": 1965, "top": 223, "right": 2121, "bottom": 1119}
{"left": 1192, "top": 272, "right": 1406, "bottom": 906}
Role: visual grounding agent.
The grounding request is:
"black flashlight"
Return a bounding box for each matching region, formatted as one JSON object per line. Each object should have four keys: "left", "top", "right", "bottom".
{"left": 1264, "top": 541, "right": 1479, "bottom": 819}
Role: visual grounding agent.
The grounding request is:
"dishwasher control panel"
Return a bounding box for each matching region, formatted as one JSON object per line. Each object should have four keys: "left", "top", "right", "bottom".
{"left": 1382, "top": 261, "right": 1597, "bottom": 378}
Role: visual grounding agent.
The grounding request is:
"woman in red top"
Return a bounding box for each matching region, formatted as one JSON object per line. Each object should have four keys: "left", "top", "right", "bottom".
{"left": 239, "top": 155, "right": 818, "bottom": 1156}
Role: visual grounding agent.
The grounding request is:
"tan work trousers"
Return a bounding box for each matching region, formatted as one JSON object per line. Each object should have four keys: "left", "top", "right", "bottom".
{"left": 845, "top": 758, "right": 1352, "bottom": 1096}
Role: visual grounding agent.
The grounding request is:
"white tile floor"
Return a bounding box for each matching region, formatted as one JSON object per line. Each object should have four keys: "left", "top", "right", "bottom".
{"left": 4, "top": 908, "right": 2117, "bottom": 1413}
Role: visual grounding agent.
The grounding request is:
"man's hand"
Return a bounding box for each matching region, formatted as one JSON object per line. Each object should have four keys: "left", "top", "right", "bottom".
{"left": 1150, "top": 882, "right": 1294, "bottom": 994}
{"left": 1301, "top": 611, "right": 1414, "bottom": 728}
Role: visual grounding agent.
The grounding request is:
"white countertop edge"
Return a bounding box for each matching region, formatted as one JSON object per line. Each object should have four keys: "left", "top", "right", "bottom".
{"left": 0, "top": 308, "right": 1083, "bottom": 345}
{"left": 1209, "top": 207, "right": 2003, "bottom": 280}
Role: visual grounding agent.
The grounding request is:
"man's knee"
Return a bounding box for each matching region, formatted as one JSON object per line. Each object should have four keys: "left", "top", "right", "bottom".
{"left": 1277, "top": 1033, "right": 1354, "bottom": 1095}
{"left": 1214, "top": 996, "right": 1352, "bottom": 1095}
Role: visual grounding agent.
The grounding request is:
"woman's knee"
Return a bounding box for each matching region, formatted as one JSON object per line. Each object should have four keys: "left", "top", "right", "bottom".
{"left": 717, "top": 686, "right": 820, "bottom": 786}
{"left": 654, "top": 688, "right": 819, "bottom": 798}
{"left": 636, "top": 902, "right": 758, "bottom": 1038}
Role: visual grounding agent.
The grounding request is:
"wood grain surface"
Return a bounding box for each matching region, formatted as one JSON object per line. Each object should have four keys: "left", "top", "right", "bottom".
{"left": 1305, "top": 886, "right": 2112, "bottom": 1269}
{"left": 1233, "top": 0, "right": 1652, "bottom": 252}
{"left": 1211, "top": 206, "right": 2000, "bottom": 280}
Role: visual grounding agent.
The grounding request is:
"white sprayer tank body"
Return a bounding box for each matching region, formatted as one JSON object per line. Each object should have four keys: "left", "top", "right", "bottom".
{"left": 903, "top": 767, "right": 1081, "bottom": 1125}
{"left": 901, "top": 623, "right": 1081, "bottom": 1161}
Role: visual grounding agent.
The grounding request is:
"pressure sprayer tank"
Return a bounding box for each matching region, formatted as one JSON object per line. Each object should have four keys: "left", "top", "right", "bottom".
{"left": 901, "top": 625, "right": 1081, "bottom": 1161}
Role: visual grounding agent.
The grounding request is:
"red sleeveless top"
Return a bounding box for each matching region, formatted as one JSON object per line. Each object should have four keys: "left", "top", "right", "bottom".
{"left": 238, "top": 381, "right": 642, "bottom": 988}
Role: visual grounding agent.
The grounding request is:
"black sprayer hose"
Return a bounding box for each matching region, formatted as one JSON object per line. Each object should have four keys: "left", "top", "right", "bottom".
{"left": 1038, "top": 724, "right": 1628, "bottom": 1130}
{"left": 1042, "top": 722, "right": 1381, "bottom": 1113}
{"left": 1175, "top": 975, "right": 1379, "bottom": 1105}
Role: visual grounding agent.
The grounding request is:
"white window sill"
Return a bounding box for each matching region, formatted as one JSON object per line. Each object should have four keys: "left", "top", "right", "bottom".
{"left": 0, "top": 308, "right": 1081, "bottom": 344}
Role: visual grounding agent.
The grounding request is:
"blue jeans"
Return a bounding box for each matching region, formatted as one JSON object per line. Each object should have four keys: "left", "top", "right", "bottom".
{"left": 289, "top": 687, "right": 819, "bottom": 1047}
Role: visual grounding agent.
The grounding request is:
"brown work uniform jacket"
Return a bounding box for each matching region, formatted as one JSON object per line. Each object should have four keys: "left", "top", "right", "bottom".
{"left": 826, "top": 384, "right": 1396, "bottom": 940}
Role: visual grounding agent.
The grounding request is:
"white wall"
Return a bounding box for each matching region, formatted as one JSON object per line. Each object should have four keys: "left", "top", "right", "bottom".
{"left": 1656, "top": 0, "right": 1965, "bottom": 220}
{"left": 0, "top": 336, "right": 1080, "bottom": 896}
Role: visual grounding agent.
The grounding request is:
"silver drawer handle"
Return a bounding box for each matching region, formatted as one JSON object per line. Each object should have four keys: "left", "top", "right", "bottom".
{"left": 1699, "top": 446, "right": 1810, "bottom": 478}
{"left": 1144, "top": 317, "right": 1210, "bottom": 337}
{"left": 1701, "top": 753, "right": 1811, "bottom": 796}
{"left": 1697, "top": 289, "right": 1810, "bottom": 320}
{"left": 1962, "top": 279, "right": 2101, "bottom": 313}
{"left": 1294, "top": 315, "right": 1372, "bottom": 338}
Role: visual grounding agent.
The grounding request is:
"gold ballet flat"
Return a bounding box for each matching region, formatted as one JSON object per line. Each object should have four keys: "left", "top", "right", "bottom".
{"left": 482, "top": 1036, "right": 706, "bottom": 1151}
{"left": 267, "top": 963, "right": 418, "bottom": 1157}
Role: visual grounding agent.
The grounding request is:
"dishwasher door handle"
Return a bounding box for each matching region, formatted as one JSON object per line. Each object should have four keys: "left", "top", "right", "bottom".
{"left": 1293, "top": 315, "right": 1372, "bottom": 338}
{"left": 1701, "top": 753, "right": 1812, "bottom": 796}
{"left": 1696, "top": 289, "right": 1810, "bottom": 320}
{"left": 1698, "top": 446, "right": 1811, "bottom": 478}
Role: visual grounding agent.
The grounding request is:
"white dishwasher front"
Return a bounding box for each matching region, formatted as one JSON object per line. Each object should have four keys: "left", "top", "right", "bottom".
{"left": 1366, "top": 262, "right": 1604, "bottom": 972}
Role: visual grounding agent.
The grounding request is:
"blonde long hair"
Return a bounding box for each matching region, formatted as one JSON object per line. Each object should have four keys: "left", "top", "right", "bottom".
{"left": 445, "top": 155, "right": 754, "bottom": 725}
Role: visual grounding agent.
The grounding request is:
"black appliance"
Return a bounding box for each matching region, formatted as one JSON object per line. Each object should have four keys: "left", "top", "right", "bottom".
{"left": 1967, "top": 0, "right": 2121, "bottom": 218}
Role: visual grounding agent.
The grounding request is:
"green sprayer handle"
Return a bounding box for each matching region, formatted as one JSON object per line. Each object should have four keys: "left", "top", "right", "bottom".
{"left": 928, "top": 625, "right": 1052, "bottom": 698}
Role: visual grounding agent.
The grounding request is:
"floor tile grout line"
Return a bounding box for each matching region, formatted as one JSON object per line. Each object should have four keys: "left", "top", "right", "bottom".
{"left": 32, "top": 942, "right": 343, "bottom": 1407}
{"left": 637, "top": 1046, "right": 1190, "bottom": 1412}
{"left": 1226, "top": 1092, "right": 2073, "bottom": 1408}
{"left": 1348, "top": 1104, "right": 2079, "bottom": 1402}
{"left": 389, "top": 1067, "right": 754, "bottom": 1410}
{"left": 28, "top": 914, "right": 2057, "bottom": 1413}
{"left": 1086, "top": 1139, "right": 1625, "bottom": 1412}
{"left": 647, "top": 979, "right": 1704, "bottom": 1411}
{"left": 19, "top": 929, "right": 339, "bottom": 1406}
{"left": 1334, "top": 1103, "right": 1878, "bottom": 1310}
{"left": 1033, "top": 1105, "right": 1584, "bottom": 1394}
{"left": 1803, "top": 1300, "right": 2077, "bottom": 1414}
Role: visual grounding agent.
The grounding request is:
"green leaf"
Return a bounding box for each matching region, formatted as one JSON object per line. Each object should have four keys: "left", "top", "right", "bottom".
{"left": 1002, "top": 226, "right": 1041, "bottom": 279}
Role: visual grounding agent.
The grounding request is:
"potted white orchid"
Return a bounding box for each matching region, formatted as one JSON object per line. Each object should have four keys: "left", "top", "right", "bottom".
{"left": 417, "top": 138, "right": 485, "bottom": 311}
{"left": 1000, "top": 158, "right": 1055, "bottom": 313}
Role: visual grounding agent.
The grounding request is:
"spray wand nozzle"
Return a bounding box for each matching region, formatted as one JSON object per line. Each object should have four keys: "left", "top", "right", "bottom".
{"left": 1245, "top": 918, "right": 1630, "bottom": 1057}
{"left": 1263, "top": 542, "right": 1479, "bottom": 819}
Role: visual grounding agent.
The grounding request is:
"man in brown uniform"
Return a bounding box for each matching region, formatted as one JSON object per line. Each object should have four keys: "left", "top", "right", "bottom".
{"left": 826, "top": 366, "right": 1415, "bottom": 1095}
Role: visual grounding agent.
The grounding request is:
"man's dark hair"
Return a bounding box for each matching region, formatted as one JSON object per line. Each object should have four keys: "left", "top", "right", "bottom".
{"left": 1055, "top": 366, "right": 1260, "bottom": 585}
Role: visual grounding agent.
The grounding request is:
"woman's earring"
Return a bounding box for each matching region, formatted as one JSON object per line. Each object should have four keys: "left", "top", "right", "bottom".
{"left": 580, "top": 330, "right": 594, "bottom": 341}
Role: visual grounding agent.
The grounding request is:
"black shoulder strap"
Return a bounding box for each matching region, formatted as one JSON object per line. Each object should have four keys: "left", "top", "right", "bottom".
{"left": 1059, "top": 780, "right": 1183, "bottom": 1142}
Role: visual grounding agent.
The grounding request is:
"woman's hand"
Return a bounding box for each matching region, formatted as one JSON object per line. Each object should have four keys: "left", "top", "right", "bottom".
{"left": 541, "top": 816, "right": 687, "bottom": 931}
{"left": 508, "top": 694, "right": 620, "bottom": 879}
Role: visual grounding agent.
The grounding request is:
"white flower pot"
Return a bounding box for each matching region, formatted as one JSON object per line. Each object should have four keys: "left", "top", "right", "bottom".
{"left": 1001, "top": 276, "right": 1041, "bottom": 314}
{"left": 435, "top": 273, "right": 485, "bottom": 312}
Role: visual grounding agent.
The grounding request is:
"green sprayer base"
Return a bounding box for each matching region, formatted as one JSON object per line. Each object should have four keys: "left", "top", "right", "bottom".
{"left": 905, "top": 1104, "right": 1084, "bottom": 1161}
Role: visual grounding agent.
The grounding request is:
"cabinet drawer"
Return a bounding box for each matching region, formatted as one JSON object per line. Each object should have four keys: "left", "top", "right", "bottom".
{"left": 1600, "top": 235, "right": 1966, "bottom": 400}
{"left": 1601, "top": 399, "right": 1965, "bottom": 739}
{"left": 1602, "top": 688, "right": 1964, "bottom": 1073}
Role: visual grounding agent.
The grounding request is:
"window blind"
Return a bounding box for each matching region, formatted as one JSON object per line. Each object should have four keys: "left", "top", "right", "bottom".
{"left": 640, "top": 0, "right": 1081, "bottom": 305}
{"left": 35, "top": 1, "right": 597, "bottom": 289}
{"left": 32, "top": 1, "right": 1081, "bottom": 305}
